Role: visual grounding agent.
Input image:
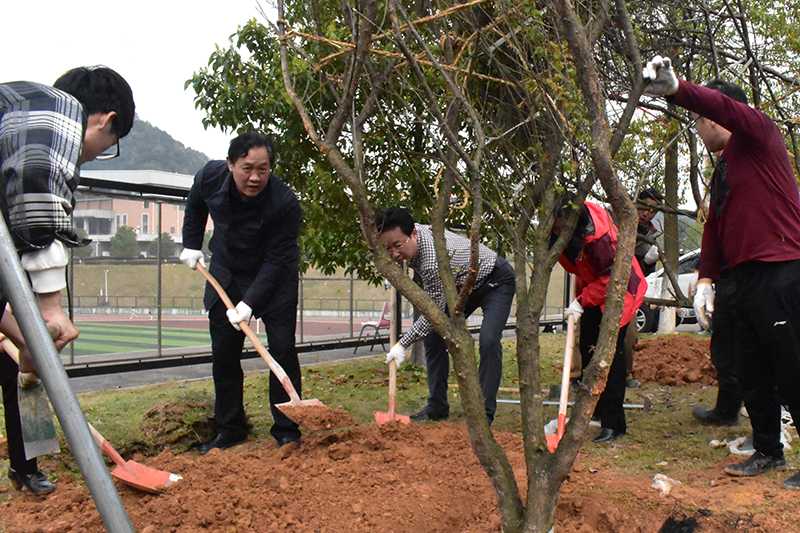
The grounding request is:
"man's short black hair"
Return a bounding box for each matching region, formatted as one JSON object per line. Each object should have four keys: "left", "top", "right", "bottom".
{"left": 375, "top": 207, "right": 415, "bottom": 236}
{"left": 704, "top": 78, "right": 749, "bottom": 105}
{"left": 638, "top": 187, "right": 664, "bottom": 204}
{"left": 53, "top": 66, "right": 135, "bottom": 138}
{"left": 228, "top": 131, "right": 275, "bottom": 167}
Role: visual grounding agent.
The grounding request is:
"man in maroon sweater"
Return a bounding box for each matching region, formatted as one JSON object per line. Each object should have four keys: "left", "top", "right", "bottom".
{"left": 644, "top": 55, "right": 800, "bottom": 490}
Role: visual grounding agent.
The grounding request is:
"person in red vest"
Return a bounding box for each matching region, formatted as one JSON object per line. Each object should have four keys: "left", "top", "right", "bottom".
{"left": 551, "top": 196, "right": 647, "bottom": 442}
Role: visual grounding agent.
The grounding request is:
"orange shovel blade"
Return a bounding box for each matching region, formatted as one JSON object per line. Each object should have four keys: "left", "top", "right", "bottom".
{"left": 110, "top": 461, "right": 181, "bottom": 494}
{"left": 375, "top": 397, "right": 410, "bottom": 425}
{"left": 374, "top": 411, "right": 411, "bottom": 425}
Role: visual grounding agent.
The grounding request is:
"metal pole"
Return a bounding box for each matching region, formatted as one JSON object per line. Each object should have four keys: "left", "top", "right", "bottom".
{"left": 298, "top": 274, "right": 304, "bottom": 342}
{"left": 349, "top": 273, "right": 354, "bottom": 337}
{"left": 0, "top": 218, "right": 134, "bottom": 532}
{"left": 103, "top": 270, "right": 109, "bottom": 305}
{"left": 156, "top": 203, "right": 162, "bottom": 356}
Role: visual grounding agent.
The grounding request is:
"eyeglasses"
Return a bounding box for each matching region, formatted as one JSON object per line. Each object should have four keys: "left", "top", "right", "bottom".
{"left": 95, "top": 138, "right": 120, "bottom": 161}
{"left": 385, "top": 237, "right": 410, "bottom": 252}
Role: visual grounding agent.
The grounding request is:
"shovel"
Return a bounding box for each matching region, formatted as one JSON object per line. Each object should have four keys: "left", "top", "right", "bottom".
{"left": 374, "top": 359, "right": 410, "bottom": 425}
{"left": 87, "top": 422, "right": 181, "bottom": 494}
{"left": 546, "top": 313, "right": 575, "bottom": 452}
{"left": 2, "top": 335, "right": 60, "bottom": 460}
{"left": 195, "top": 263, "right": 353, "bottom": 432}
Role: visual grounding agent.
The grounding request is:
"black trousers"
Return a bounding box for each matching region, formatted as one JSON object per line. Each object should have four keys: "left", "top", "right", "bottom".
{"left": 579, "top": 306, "right": 628, "bottom": 433}
{"left": 0, "top": 353, "right": 37, "bottom": 474}
{"left": 710, "top": 274, "right": 741, "bottom": 399}
{"left": 208, "top": 282, "right": 302, "bottom": 443}
{"left": 733, "top": 260, "right": 800, "bottom": 458}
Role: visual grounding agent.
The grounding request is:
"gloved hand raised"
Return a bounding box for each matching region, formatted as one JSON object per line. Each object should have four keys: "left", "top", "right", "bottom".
{"left": 693, "top": 281, "right": 715, "bottom": 330}
{"left": 226, "top": 301, "right": 253, "bottom": 331}
{"left": 564, "top": 300, "right": 583, "bottom": 321}
{"left": 644, "top": 245, "right": 659, "bottom": 265}
{"left": 385, "top": 343, "right": 407, "bottom": 366}
{"left": 643, "top": 55, "right": 679, "bottom": 96}
{"left": 179, "top": 248, "right": 205, "bottom": 270}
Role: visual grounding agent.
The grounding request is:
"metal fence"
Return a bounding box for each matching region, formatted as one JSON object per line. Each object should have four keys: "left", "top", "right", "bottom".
{"left": 65, "top": 176, "right": 567, "bottom": 373}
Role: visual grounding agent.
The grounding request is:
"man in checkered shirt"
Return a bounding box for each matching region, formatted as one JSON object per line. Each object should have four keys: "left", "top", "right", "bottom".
{"left": 0, "top": 66, "right": 134, "bottom": 356}
{"left": 0, "top": 67, "right": 134, "bottom": 494}
{"left": 376, "top": 207, "right": 515, "bottom": 424}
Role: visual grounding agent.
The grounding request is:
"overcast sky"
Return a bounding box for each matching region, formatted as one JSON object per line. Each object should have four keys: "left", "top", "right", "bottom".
{"left": 3, "top": 0, "right": 274, "bottom": 159}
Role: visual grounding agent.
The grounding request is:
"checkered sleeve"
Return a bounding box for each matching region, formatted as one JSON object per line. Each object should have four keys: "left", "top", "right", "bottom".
{"left": 0, "top": 82, "right": 87, "bottom": 253}
{"left": 398, "top": 225, "right": 497, "bottom": 347}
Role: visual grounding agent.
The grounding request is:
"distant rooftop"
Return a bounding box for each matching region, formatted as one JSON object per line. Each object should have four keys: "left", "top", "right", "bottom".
{"left": 79, "top": 170, "right": 195, "bottom": 200}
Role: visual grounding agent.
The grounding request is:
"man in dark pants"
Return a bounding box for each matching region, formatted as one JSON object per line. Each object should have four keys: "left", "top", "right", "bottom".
{"left": 376, "top": 207, "right": 515, "bottom": 425}
{"left": 181, "top": 132, "right": 303, "bottom": 453}
{"left": 623, "top": 187, "right": 664, "bottom": 389}
{"left": 691, "top": 272, "right": 743, "bottom": 426}
{"left": 1, "top": 67, "right": 134, "bottom": 492}
{"left": 645, "top": 55, "right": 800, "bottom": 489}
{"left": 553, "top": 198, "right": 647, "bottom": 442}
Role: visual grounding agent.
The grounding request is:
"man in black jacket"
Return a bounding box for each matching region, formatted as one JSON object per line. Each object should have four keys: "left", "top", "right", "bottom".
{"left": 181, "top": 132, "right": 303, "bottom": 453}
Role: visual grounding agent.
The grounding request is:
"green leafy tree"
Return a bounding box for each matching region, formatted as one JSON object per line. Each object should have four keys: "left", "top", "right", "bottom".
{"left": 110, "top": 226, "right": 139, "bottom": 259}
{"left": 189, "top": 1, "right": 800, "bottom": 530}
{"left": 148, "top": 232, "right": 177, "bottom": 258}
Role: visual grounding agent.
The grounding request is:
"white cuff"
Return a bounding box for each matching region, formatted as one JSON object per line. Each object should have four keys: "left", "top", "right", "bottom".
{"left": 21, "top": 241, "right": 69, "bottom": 293}
{"left": 28, "top": 266, "right": 67, "bottom": 293}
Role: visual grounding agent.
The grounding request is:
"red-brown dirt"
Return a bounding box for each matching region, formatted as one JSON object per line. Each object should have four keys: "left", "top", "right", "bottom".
{"left": 1, "top": 334, "right": 798, "bottom": 532}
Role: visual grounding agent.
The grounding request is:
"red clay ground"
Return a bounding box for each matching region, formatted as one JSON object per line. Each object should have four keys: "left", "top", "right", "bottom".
{"left": 1, "top": 334, "right": 799, "bottom": 532}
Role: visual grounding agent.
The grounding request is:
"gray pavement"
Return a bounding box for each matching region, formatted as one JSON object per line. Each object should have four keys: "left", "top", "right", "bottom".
{"left": 67, "top": 342, "right": 385, "bottom": 395}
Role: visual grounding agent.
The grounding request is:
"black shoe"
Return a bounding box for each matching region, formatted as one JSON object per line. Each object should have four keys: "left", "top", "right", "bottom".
{"left": 626, "top": 378, "right": 640, "bottom": 389}
{"left": 277, "top": 436, "right": 301, "bottom": 448}
{"left": 409, "top": 405, "right": 448, "bottom": 422}
{"left": 724, "top": 451, "right": 787, "bottom": 477}
{"left": 592, "top": 428, "right": 625, "bottom": 443}
{"left": 783, "top": 471, "right": 800, "bottom": 490}
{"left": 692, "top": 405, "right": 739, "bottom": 426}
{"left": 195, "top": 432, "right": 247, "bottom": 455}
{"left": 8, "top": 468, "right": 55, "bottom": 495}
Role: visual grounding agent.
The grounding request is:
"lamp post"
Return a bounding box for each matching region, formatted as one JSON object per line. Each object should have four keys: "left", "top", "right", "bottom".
{"left": 103, "top": 269, "right": 109, "bottom": 306}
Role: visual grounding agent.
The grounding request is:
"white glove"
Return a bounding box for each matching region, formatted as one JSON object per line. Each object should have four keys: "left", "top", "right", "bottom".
{"left": 643, "top": 55, "right": 679, "bottom": 96}
{"left": 179, "top": 248, "right": 205, "bottom": 270}
{"left": 226, "top": 301, "right": 253, "bottom": 331}
{"left": 644, "top": 245, "right": 659, "bottom": 265}
{"left": 385, "top": 343, "right": 407, "bottom": 366}
{"left": 693, "top": 282, "right": 715, "bottom": 330}
{"left": 564, "top": 300, "right": 583, "bottom": 321}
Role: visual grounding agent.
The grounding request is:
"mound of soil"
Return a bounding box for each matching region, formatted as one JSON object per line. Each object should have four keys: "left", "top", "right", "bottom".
{"left": 1, "top": 421, "right": 797, "bottom": 532}
{"left": 632, "top": 334, "right": 716, "bottom": 387}
{"left": 2, "top": 335, "right": 797, "bottom": 532}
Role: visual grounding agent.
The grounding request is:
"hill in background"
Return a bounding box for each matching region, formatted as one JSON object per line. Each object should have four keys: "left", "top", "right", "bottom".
{"left": 82, "top": 117, "right": 210, "bottom": 175}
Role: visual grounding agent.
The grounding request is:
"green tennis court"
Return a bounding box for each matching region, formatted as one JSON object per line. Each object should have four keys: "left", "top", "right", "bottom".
{"left": 68, "top": 322, "right": 212, "bottom": 357}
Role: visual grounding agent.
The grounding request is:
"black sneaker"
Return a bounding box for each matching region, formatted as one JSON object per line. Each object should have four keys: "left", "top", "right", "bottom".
{"left": 409, "top": 405, "right": 448, "bottom": 422}
{"left": 782, "top": 471, "right": 800, "bottom": 490}
{"left": 724, "top": 451, "right": 787, "bottom": 477}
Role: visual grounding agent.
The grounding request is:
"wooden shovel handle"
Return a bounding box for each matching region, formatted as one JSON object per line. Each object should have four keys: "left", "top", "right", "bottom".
{"left": 87, "top": 422, "right": 126, "bottom": 469}
{"left": 389, "top": 359, "right": 397, "bottom": 398}
{"left": 195, "top": 263, "right": 302, "bottom": 403}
